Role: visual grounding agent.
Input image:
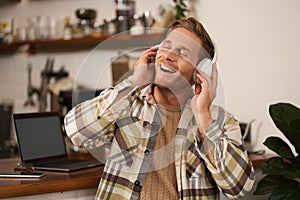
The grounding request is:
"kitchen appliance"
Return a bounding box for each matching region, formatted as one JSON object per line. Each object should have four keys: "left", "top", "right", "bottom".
{"left": 75, "top": 8, "right": 97, "bottom": 32}
{"left": 115, "top": 0, "right": 135, "bottom": 33}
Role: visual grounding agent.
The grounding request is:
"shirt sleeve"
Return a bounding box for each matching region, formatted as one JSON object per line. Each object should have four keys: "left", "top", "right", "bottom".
{"left": 64, "top": 79, "right": 140, "bottom": 149}
{"left": 195, "top": 106, "right": 255, "bottom": 198}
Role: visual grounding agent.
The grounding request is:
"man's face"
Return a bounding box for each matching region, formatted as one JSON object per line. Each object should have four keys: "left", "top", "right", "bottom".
{"left": 154, "top": 28, "right": 202, "bottom": 91}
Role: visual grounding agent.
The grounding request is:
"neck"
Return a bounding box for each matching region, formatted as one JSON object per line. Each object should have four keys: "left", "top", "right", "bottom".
{"left": 153, "top": 85, "right": 192, "bottom": 107}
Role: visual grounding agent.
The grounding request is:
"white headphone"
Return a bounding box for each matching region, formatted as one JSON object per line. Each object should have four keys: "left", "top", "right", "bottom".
{"left": 192, "top": 39, "right": 218, "bottom": 83}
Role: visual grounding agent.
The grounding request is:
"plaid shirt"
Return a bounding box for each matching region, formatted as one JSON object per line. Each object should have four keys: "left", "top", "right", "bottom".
{"left": 64, "top": 79, "right": 255, "bottom": 200}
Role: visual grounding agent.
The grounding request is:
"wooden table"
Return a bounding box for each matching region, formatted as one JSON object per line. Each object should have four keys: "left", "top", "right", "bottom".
{"left": 0, "top": 155, "right": 103, "bottom": 199}
{"left": 0, "top": 153, "right": 274, "bottom": 199}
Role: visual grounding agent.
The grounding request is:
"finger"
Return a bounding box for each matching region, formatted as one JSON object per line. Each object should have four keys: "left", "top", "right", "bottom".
{"left": 150, "top": 45, "right": 159, "bottom": 51}
{"left": 212, "top": 63, "right": 218, "bottom": 83}
{"left": 143, "top": 45, "right": 159, "bottom": 53}
{"left": 211, "top": 63, "right": 218, "bottom": 90}
{"left": 147, "top": 52, "right": 157, "bottom": 63}
{"left": 196, "top": 71, "right": 213, "bottom": 94}
{"left": 144, "top": 52, "right": 157, "bottom": 59}
{"left": 196, "top": 71, "right": 208, "bottom": 87}
{"left": 137, "top": 51, "right": 157, "bottom": 65}
{"left": 143, "top": 47, "right": 157, "bottom": 57}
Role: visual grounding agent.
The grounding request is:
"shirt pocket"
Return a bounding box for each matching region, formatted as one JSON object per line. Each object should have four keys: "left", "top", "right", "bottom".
{"left": 107, "top": 117, "right": 151, "bottom": 167}
{"left": 107, "top": 128, "right": 139, "bottom": 167}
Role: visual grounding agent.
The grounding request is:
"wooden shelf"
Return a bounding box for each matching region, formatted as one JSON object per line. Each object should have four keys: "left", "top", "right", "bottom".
{"left": 0, "top": 33, "right": 165, "bottom": 54}
{"left": 0, "top": 41, "right": 27, "bottom": 54}
{"left": 27, "top": 35, "right": 109, "bottom": 53}
{"left": 0, "top": 0, "right": 20, "bottom": 5}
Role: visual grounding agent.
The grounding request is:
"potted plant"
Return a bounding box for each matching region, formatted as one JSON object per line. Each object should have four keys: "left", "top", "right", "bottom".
{"left": 173, "top": 0, "right": 189, "bottom": 20}
{"left": 254, "top": 102, "right": 300, "bottom": 199}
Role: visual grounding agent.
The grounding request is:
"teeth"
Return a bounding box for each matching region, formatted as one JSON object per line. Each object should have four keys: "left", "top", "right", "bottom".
{"left": 160, "top": 65, "right": 175, "bottom": 73}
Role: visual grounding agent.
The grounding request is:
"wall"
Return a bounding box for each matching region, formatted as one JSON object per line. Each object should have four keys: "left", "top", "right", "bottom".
{"left": 197, "top": 0, "right": 300, "bottom": 153}
{"left": 0, "top": 0, "right": 300, "bottom": 153}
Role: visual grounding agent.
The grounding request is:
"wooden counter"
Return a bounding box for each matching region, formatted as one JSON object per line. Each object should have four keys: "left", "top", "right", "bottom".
{"left": 0, "top": 155, "right": 103, "bottom": 199}
{"left": 249, "top": 153, "right": 275, "bottom": 169}
{"left": 0, "top": 153, "right": 274, "bottom": 199}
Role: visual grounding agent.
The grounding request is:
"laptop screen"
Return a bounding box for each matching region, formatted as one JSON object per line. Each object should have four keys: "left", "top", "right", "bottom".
{"left": 14, "top": 112, "right": 67, "bottom": 161}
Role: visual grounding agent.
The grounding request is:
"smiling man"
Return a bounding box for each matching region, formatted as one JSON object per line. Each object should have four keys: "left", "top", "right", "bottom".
{"left": 64, "top": 17, "right": 255, "bottom": 200}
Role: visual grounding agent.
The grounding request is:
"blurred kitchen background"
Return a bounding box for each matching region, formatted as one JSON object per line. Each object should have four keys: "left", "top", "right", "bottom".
{"left": 0, "top": 0, "right": 300, "bottom": 157}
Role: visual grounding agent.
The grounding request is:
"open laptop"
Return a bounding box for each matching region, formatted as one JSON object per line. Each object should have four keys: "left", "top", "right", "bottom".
{"left": 13, "top": 112, "right": 103, "bottom": 172}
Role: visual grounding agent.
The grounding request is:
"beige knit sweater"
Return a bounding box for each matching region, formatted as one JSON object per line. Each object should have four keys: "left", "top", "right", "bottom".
{"left": 140, "top": 104, "right": 181, "bottom": 200}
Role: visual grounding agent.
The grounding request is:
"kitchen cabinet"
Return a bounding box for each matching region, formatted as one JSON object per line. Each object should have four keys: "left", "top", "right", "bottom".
{"left": 0, "top": 33, "right": 165, "bottom": 54}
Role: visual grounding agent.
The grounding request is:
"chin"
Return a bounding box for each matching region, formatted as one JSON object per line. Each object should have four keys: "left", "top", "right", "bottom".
{"left": 154, "top": 73, "right": 192, "bottom": 91}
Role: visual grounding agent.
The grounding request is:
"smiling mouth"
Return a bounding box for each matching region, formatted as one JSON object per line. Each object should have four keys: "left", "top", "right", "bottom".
{"left": 159, "top": 64, "right": 176, "bottom": 73}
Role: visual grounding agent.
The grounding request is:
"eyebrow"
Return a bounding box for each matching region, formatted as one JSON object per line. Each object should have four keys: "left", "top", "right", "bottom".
{"left": 162, "top": 39, "right": 171, "bottom": 45}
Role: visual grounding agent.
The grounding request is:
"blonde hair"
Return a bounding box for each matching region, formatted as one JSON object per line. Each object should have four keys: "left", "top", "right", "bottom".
{"left": 170, "top": 17, "right": 215, "bottom": 59}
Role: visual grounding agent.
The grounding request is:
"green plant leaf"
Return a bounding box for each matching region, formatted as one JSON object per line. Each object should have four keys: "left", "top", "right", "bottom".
{"left": 179, "top": 0, "right": 187, "bottom": 7}
{"left": 254, "top": 175, "right": 283, "bottom": 195}
{"left": 289, "top": 119, "right": 300, "bottom": 158}
{"left": 173, "top": 0, "right": 188, "bottom": 20}
{"left": 290, "top": 119, "right": 300, "bottom": 134}
{"left": 261, "top": 157, "right": 300, "bottom": 179}
{"left": 269, "top": 183, "right": 300, "bottom": 200}
{"left": 254, "top": 174, "right": 300, "bottom": 199}
{"left": 263, "top": 137, "right": 295, "bottom": 159}
{"left": 269, "top": 103, "right": 300, "bottom": 155}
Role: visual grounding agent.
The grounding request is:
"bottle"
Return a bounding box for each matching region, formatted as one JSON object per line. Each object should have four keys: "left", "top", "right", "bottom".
{"left": 130, "top": 15, "right": 144, "bottom": 35}
{"left": 63, "top": 16, "right": 72, "bottom": 40}
{"left": 104, "top": 18, "right": 116, "bottom": 35}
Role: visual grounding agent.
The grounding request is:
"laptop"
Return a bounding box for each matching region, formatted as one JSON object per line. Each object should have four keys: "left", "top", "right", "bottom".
{"left": 13, "top": 112, "right": 103, "bottom": 172}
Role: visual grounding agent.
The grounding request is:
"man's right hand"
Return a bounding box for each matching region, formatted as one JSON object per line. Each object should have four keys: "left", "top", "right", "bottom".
{"left": 128, "top": 46, "right": 158, "bottom": 88}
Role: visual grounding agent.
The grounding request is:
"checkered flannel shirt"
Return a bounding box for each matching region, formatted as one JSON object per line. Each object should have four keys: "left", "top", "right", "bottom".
{"left": 64, "top": 79, "right": 255, "bottom": 200}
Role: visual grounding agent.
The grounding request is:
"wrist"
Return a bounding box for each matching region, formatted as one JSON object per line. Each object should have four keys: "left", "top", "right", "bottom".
{"left": 127, "top": 75, "right": 141, "bottom": 89}
{"left": 128, "top": 75, "right": 150, "bottom": 90}
{"left": 128, "top": 75, "right": 137, "bottom": 85}
{"left": 197, "top": 113, "right": 212, "bottom": 139}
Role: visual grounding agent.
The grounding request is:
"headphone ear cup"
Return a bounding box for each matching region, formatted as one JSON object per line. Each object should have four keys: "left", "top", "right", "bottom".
{"left": 192, "top": 70, "right": 198, "bottom": 83}
{"left": 193, "top": 58, "right": 213, "bottom": 83}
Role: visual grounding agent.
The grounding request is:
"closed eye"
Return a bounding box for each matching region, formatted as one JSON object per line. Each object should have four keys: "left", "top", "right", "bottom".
{"left": 160, "top": 40, "right": 191, "bottom": 58}
{"left": 177, "top": 48, "right": 189, "bottom": 57}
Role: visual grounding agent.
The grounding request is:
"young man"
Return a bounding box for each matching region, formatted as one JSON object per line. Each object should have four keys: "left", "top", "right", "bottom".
{"left": 64, "top": 17, "right": 255, "bottom": 200}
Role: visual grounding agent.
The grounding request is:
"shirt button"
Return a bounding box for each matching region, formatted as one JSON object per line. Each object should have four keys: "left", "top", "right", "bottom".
{"left": 144, "top": 149, "right": 150, "bottom": 155}
{"left": 97, "top": 116, "right": 101, "bottom": 120}
{"left": 134, "top": 180, "right": 140, "bottom": 186}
